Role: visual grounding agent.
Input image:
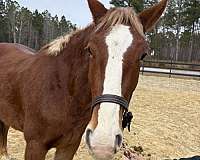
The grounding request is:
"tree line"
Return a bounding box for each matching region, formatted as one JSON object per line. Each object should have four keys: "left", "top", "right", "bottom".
{"left": 0, "top": 0, "right": 200, "bottom": 63}
{"left": 111, "top": 0, "right": 200, "bottom": 63}
{"left": 0, "top": 0, "right": 76, "bottom": 50}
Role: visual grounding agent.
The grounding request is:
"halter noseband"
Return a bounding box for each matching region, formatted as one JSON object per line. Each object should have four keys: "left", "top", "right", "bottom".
{"left": 92, "top": 94, "right": 133, "bottom": 132}
{"left": 92, "top": 94, "right": 129, "bottom": 110}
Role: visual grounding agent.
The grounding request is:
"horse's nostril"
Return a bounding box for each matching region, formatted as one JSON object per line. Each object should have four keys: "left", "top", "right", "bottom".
{"left": 85, "top": 129, "right": 93, "bottom": 149}
{"left": 115, "top": 134, "right": 123, "bottom": 148}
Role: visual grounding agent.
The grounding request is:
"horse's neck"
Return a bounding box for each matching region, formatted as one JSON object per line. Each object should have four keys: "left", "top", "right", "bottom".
{"left": 34, "top": 27, "right": 92, "bottom": 107}
{"left": 58, "top": 30, "right": 92, "bottom": 105}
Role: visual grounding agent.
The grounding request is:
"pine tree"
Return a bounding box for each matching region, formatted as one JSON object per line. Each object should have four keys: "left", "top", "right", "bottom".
{"left": 32, "top": 9, "right": 44, "bottom": 49}
{"left": 52, "top": 15, "right": 59, "bottom": 39}
{"left": 182, "top": 0, "right": 200, "bottom": 61}
{"left": 0, "top": 0, "right": 7, "bottom": 42}
{"left": 0, "top": 0, "right": 77, "bottom": 50}
{"left": 18, "top": 7, "right": 33, "bottom": 46}
{"left": 5, "top": 0, "right": 20, "bottom": 43}
{"left": 109, "top": 0, "right": 200, "bottom": 62}
{"left": 59, "top": 15, "right": 75, "bottom": 35}
{"left": 110, "top": 0, "right": 144, "bottom": 12}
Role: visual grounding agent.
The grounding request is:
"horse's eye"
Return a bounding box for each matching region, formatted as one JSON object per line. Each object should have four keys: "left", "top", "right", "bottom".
{"left": 141, "top": 53, "right": 147, "bottom": 60}
{"left": 86, "top": 47, "right": 93, "bottom": 58}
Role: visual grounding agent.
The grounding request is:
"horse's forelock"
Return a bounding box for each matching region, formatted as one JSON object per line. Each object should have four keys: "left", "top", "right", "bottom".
{"left": 96, "top": 8, "right": 144, "bottom": 37}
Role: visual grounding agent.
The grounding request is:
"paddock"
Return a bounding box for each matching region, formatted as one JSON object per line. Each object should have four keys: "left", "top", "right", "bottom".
{"left": 6, "top": 75, "right": 200, "bottom": 160}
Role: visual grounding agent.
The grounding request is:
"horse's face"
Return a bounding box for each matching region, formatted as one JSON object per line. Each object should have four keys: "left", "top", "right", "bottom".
{"left": 86, "top": 24, "right": 147, "bottom": 159}
{"left": 85, "top": 0, "right": 168, "bottom": 159}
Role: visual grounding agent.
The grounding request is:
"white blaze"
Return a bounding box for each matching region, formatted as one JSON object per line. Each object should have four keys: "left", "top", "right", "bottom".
{"left": 92, "top": 25, "right": 133, "bottom": 146}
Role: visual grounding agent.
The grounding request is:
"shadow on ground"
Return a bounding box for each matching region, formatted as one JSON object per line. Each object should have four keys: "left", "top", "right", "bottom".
{"left": 174, "top": 156, "right": 200, "bottom": 160}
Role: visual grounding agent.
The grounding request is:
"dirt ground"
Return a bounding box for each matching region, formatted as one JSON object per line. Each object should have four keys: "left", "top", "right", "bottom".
{"left": 6, "top": 75, "right": 200, "bottom": 160}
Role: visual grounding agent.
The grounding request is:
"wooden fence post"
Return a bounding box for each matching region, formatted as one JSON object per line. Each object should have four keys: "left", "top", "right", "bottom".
{"left": 169, "top": 59, "right": 173, "bottom": 78}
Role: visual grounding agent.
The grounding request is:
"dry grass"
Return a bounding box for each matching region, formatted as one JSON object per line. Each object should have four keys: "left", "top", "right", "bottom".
{"left": 6, "top": 75, "right": 200, "bottom": 160}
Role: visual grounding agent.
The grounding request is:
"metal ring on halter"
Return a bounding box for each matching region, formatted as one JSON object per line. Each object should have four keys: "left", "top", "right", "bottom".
{"left": 92, "top": 94, "right": 129, "bottom": 110}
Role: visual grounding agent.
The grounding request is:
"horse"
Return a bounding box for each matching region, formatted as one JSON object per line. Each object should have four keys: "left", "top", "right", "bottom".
{"left": 0, "top": 0, "right": 168, "bottom": 159}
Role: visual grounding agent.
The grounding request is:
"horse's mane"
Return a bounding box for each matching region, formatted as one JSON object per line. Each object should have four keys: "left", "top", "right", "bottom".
{"left": 40, "top": 7, "right": 143, "bottom": 56}
{"left": 39, "top": 29, "right": 80, "bottom": 56}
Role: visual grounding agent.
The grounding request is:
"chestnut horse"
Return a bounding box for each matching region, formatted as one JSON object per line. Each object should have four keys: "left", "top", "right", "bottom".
{"left": 0, "top": 0, "right": 168, "bottom": 159}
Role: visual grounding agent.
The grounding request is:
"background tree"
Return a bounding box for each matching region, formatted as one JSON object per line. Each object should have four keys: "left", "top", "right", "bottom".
{"left": 0, "top": 0, "right": 76, "bottom": 50}
{"left": 110, "top": 0, "right": 144, "bottom": 12}
{"left": 0, "top": 0, "right": 7, "bottom": 42}
{"left": 59, "top": 15, "right": 76, "bottom": 35}
{"left": 5, "top": 0, "right": 19, "bottom": 43}
{"left": 32, "top": 9, "right": 44, "bottom": 49}
{"left": 0, "top": 0, "right": 199, "bottom": 63}
{"left": 110, "top": 0, "right": 200, "bottom": 63}
{"left": 182, "top": 0, "right": 200, "bottom": 62}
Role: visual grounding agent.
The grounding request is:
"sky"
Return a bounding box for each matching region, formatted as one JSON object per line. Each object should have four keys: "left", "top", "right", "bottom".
{"left": 17, "top": 0, "right": 112, "bottom": 27}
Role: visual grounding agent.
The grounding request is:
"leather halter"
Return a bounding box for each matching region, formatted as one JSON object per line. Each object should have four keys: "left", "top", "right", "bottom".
{"left": 92, "top": 94, "right": 133, "bottom": 132}
{"left": 92, "top": 94, "right": 129, "bottom": 111}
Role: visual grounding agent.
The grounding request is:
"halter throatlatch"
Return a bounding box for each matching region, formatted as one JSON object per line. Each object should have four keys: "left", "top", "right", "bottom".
{"left": 92, "top": 94, "right": 133, "bottom": 132}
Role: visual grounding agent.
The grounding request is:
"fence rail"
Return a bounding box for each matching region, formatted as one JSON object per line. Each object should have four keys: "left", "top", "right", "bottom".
{"left": 140, "top": 60, "right": 200, "bottom": 78}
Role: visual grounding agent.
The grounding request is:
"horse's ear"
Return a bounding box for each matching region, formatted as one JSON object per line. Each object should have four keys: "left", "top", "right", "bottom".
{"left": 87, "top": 0, "right": 108, "bottom": 24}
{"left": 138, "top": 0, "right": 168, "bottom": 32}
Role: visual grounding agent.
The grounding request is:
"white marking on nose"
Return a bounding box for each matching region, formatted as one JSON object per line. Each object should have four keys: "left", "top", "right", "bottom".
{"left": 93, "top": 25, "right": 133, "bottom": 145}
